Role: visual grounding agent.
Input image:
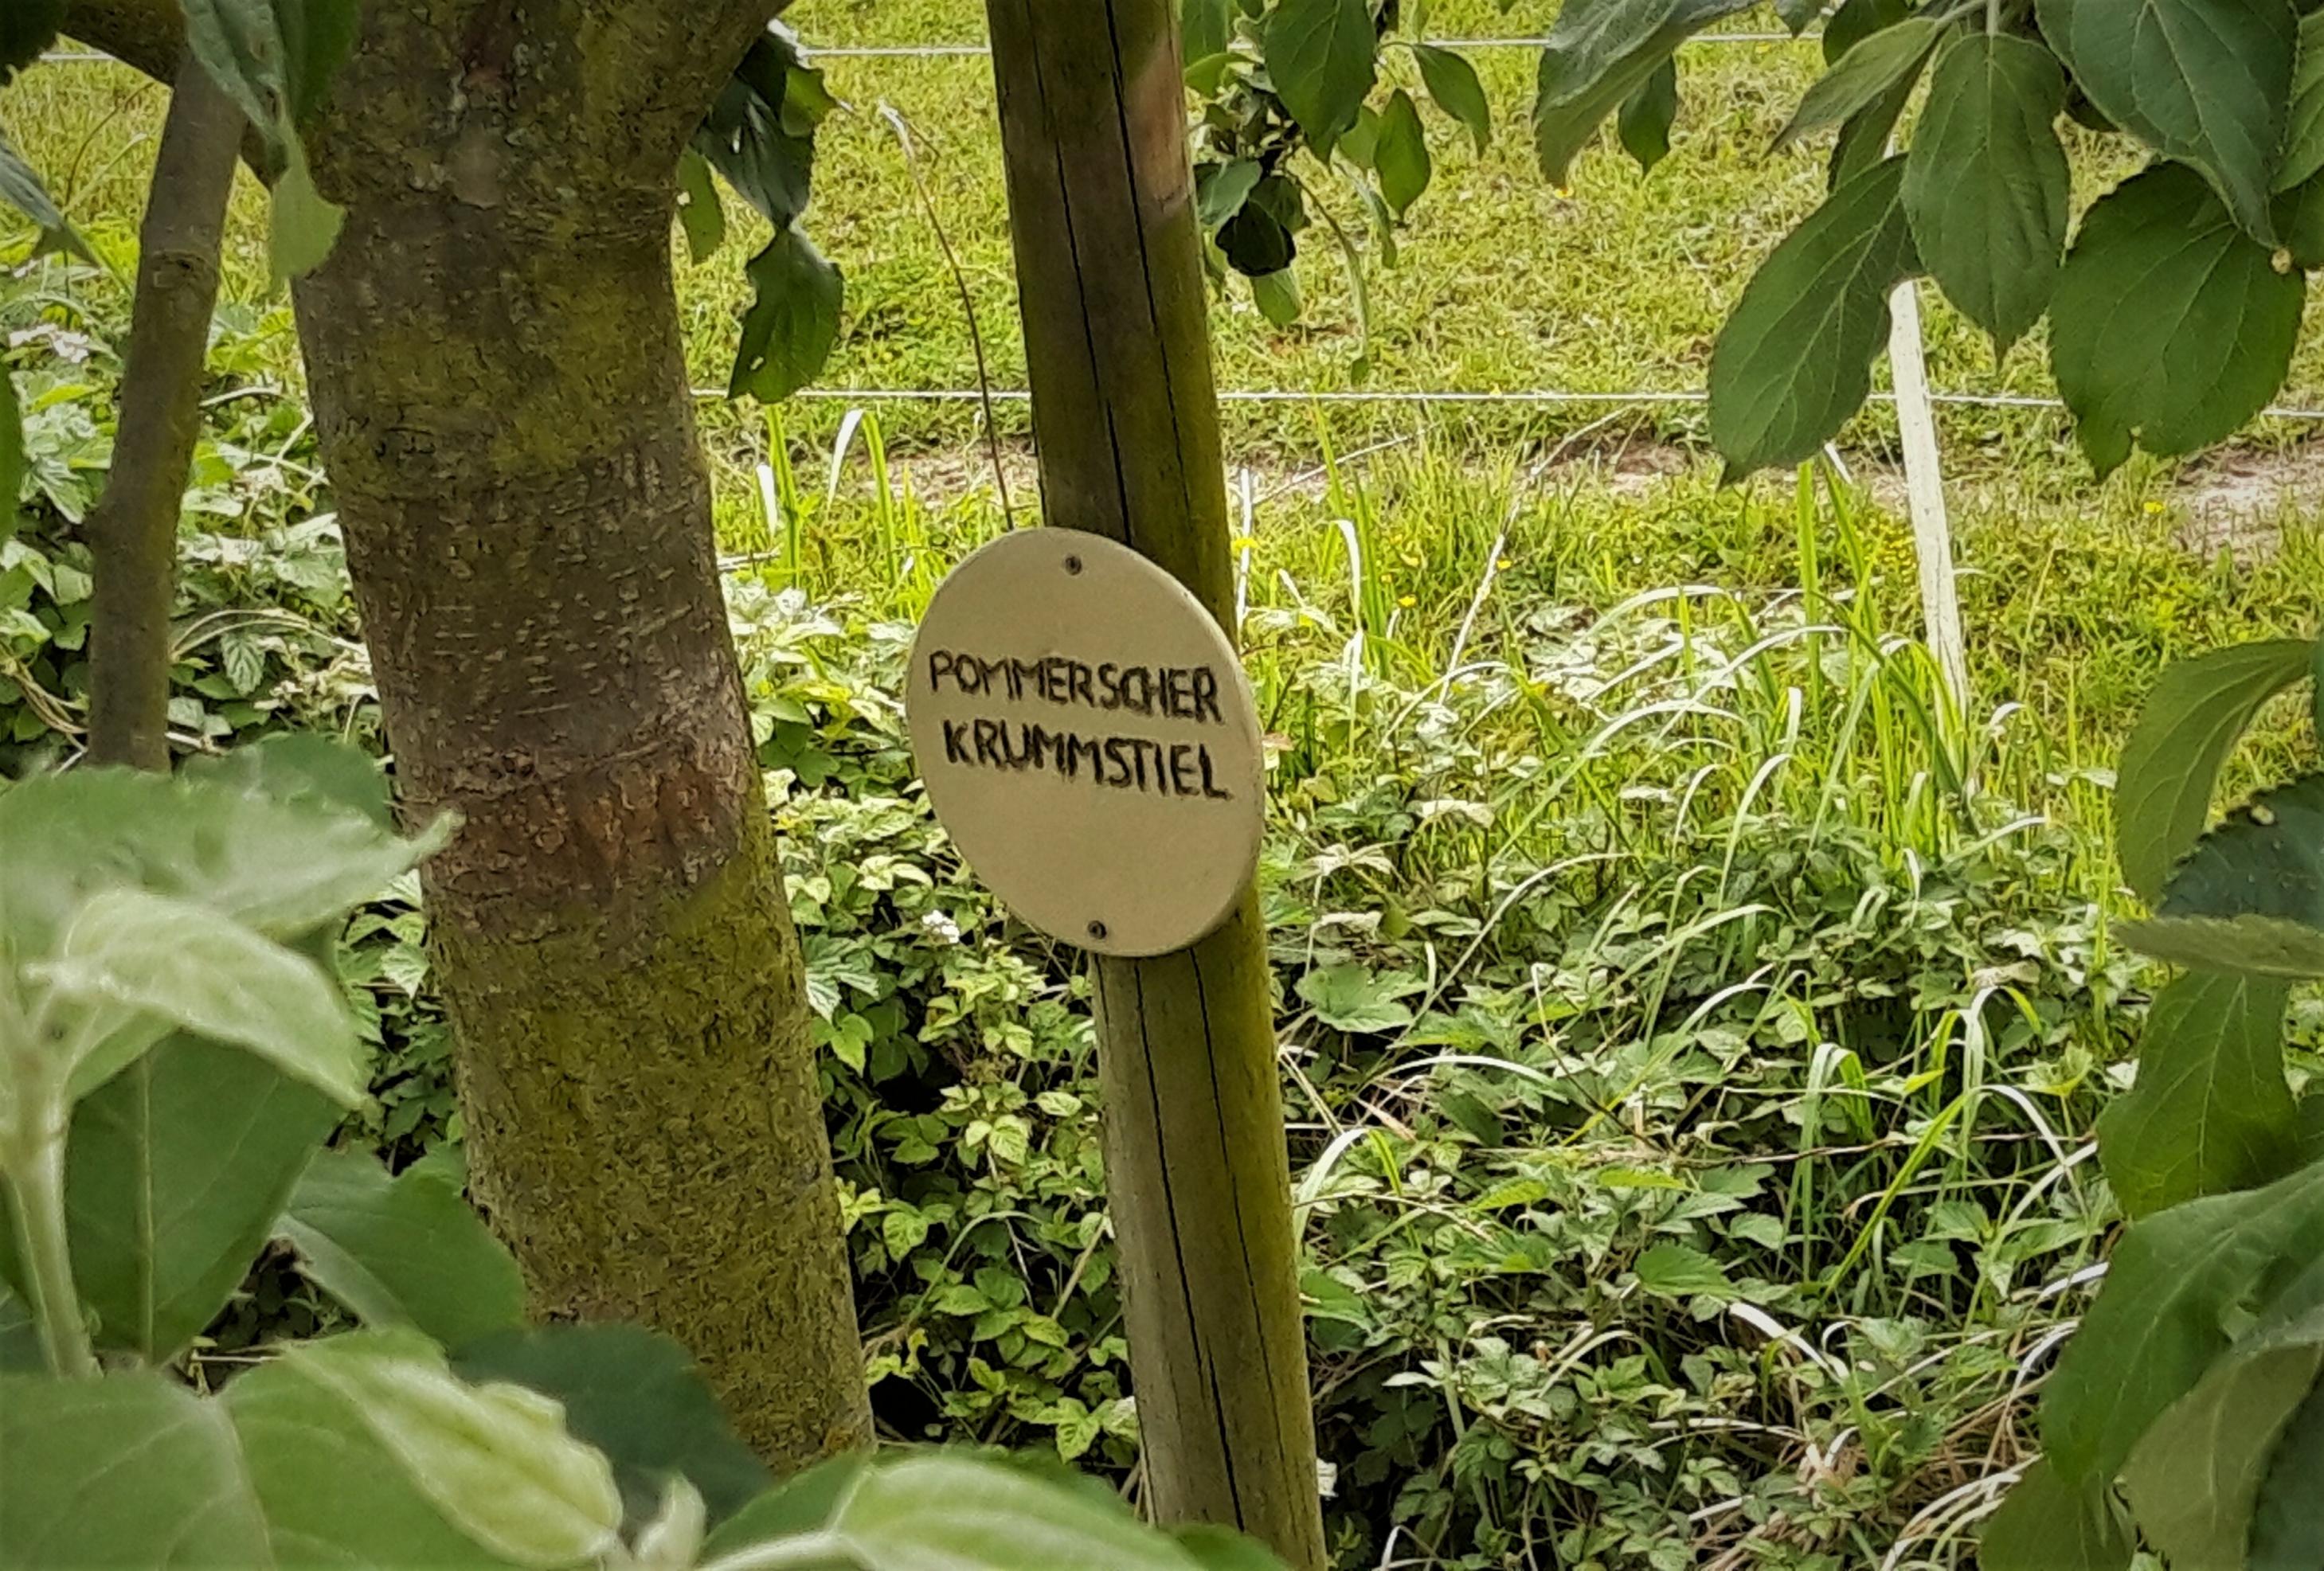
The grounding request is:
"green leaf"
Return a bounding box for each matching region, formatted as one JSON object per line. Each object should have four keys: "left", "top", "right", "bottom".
{"left": 673, "top": 189, "right": 748, "bottom": 297}
{"left": 1775, "top": 17, "right": 1941, "bottom": 149}
{"left": 2126, "top": 914, "right": 2324, "bottom": 979}
{"left": 454, "top": 1324, "right": 771, "bottom": 1530}
{"left": 0, "top": 1371, "right": 278, "bottom": 1565}
{"left": 1821, "top": 0, "right": 1904, "bottom": 62}
{"left": 1776, "top": 0, "right": 1821, "bottom": 36}
{"left": 2048, "top": 162, "right": 2303, "bottom": 479}
{"left": 2252, "top": 1373, "right": 2324, "bottom": 1571}
{"left": 56, "top": 1039, "right": 336, "bottom": 1363}
{"left": 1184, "top": 0, "right": 1233, "bottom": 70}
{"left": 1977, "top": 1460, "right": 2132, "bottom": 1571}
{"left": 2114, "top": 638, "right": 2313, "bottom": 905}
{"left": 2134, "top": 772, "right": 2324, "bottom": 979}
{"left": 1297, "top": 963, "right": 1414, "bottom": 1033}
{"left": 0, "top": 125, "right": 92, "bottom": 261}
{"left": 2099, "top": 971, "right": 2299, "bottom": 1218}
{"left": 1633, "top": 1242, "right": 1735, "bottom": 1299}
{"left": 1708, "top": 156, "right": 1919, "bottom": 479}
{"left": 1415, "top": 44, "right": 1491, "bottom": 154}
{"left": 0, "top": 767, "right": 443, "bottom": 959}
{"left": 2278, "top": 172, "right": 2324, "bottom": 271}
{"left": 1197, "top": 159, "right": 1264, "bottom": 229}
{"left": 2282, "top": 13, "right": 2324, "bottom": 193}
{"left": 706, "top": 1452, "right": 1219, "bottom": 1569}
{"left": 2041, "top": 1157, "right": 2324, "bottom": 1483}
{"left": 276, "top": 1148, "right": 526, "bottom": 1346}
{"left": 275, "top": 0, "right": 361, "bottom": 127}
{"left": 1250, "top": 268, "right": 1302, "bottom": 326}
{"left": 180, "top": 0, "right": 294, "bottom": 162}
{"left": 1219, "top": 198, "right": 1295, "bottom": 276}
{"left": 41, "top": 887, "right": 367, "bottom": 1105}
{"left": 1617, "top": 58, "right": 1677, "bottom": 172}
{"left": 1532, "top": 0, "right": 1751, "bottom": 186}
{"left": 185, "top": 729, "right": 396, "bottom": 827}
{"left": 730, "top": 225, "right": 842, "bottom": 404}
{"left": 1375, "top": 89, "right": 1432, "bottom": 216}
{"left": 678, "top": 150, "right": 726, "bottom": 264}
{"left": 0, "top": 0, "right": 63, "bottom": 84}
{"left": 694, "top": 33, "right": 818, "bottom": 229}
{"left": 2120, "top": 1336, "right": 2324, "bottom": 1570}
{"left": 0, "top": 1336, "right": 620, "bottom": 1568}
{"left": 2036, "top": 0, "right": 2296, "bottom": 240}
{"left": 1903, "top": 36, "right": 2071, "bottom": 355}
{"left": 279, "top": 1334, "right": 624, "bottom": 1566}
{"left": 1263, "top": 0, "right": 1377, "bottom": 148}
{"left": 268, "top": 132, "right": 343, "bottom": 284}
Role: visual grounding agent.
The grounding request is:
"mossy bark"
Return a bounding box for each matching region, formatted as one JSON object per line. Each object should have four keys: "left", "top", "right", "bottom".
{"left": 984, "top": 1, "right": 1328, "bottom": 1563}
{"left": 284, "top": 0, "right": 868, "bottom": 1464}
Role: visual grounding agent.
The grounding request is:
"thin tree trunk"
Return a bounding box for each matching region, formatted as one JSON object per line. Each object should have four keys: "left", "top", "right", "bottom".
{"left": 84, "top": 53, "right": 240, "bottom": 770}
{"left": 289, "top": 3, "right": 870, "bottom": 1464}
{"left": 983, "top": 2, "right": 1327, "bottom": 1563}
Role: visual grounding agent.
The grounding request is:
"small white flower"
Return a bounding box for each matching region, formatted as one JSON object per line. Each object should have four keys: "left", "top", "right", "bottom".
{"left": 921, "top": 910, "right": 962, "bottom": 944}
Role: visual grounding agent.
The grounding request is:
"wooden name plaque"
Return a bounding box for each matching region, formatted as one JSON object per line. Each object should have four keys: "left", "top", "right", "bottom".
{"left": 906, "top": 530, "right": 1265, "bottom": 957}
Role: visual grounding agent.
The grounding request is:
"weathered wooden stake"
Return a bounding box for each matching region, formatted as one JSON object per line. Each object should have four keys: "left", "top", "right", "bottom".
{"left": 980, "top": 3, "right": 1328, "bottom": 1565}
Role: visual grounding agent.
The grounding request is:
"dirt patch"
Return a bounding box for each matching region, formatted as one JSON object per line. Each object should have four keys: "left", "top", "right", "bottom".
{"left": 2169, "top": 442, "right": 2324, "bottom": 558}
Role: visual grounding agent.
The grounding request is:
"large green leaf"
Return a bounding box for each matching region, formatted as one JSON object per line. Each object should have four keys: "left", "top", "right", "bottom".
{"left": 1183, "top": 0, "right": 1232, "bottom": 71}
{"left": 0, "top": 1335, "right": 621, "bottom": 1568}
{"left": 2036, "top": 0, "right": 2296, "bottom": 240}
{"left": 285, "top": 1334, "right": 624, "bottom": 1565}
{"left": 2114, "top": 639, "right": 2314, "bottom": 905}
{"left": 268, "top": 135, "right": 343, "bottom": 284}
{"left": 1531, "top": 0, "right": 1752, "bottom": 186}
{"left": 705, "top": 1452, "right": 1274, "bottom": 1569}
{"left": 730, "top": 225, "right": 843, "bottom": 403}
{"left": 2042, "top": 1158, "right": 2324, "bottom": 1483}
{"left": 2251, "top": 1373, "right": 2324, "bottom": 1571}
{"left": 2120, "top": 1336, "right": 2324, "bottom": 1570}
{"left": 0, "top": 763, "right": 444, "bottom": 963}
{"left": 41, "top": 887, "right": 368, "bottom": 1105}
{"left": 454, "top": 1324, "right": 770, "bottom": 1530}
{"left": 1774, "top": 17, "right": 1941, "bottom": 150}
{"left": 0, "top": 0, "right": 63, "bottom": 84}
{"left": 2124, "top": 772, "right": 2324, "bottom": 980}
{"left": 0, "top": 1371, "right": 277, "bottom": 1565}
{"left": 1977, "top": 1460, "right": 2133, "bottom": 1571}
{"left": 276, "top": 1147, "right": 526, "bottom": 1347}
{"left": 2048, "top": 162, "right": 2304, "bottom": 478}
{"left": 1264, "top": 0, "right": 1376, "bottom": 148}
{"left": 677, "top": 150, "right": 726, "bottom": 264}
{"left": 1708, "top": 156, "right": 1919, "bottom": 479}
{"left": 61, "top": 1040, "right": 335, "bottom": 1363}
{"left": 1903, "top": 35, "right": 2070, "bottom": 354}
{"left": 2100, "top": 972, "right": 2299, "bottom": 1219}
{"left": 2282, "top": 13, "right": 2324, "bottom": 193}
{"left": 1415, "top": 44, "right": 1491, "bottom": 154}
{"left": 274, "top": 0, "right": 361, "bottom": 127}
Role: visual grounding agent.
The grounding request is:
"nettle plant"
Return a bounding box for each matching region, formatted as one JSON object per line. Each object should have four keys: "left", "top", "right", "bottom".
{"left": 1966, "top": 647, "right": 2324, "bottom": 1568}
{"left": 0, "top": 739, "right": 1282, "bottom": 1571}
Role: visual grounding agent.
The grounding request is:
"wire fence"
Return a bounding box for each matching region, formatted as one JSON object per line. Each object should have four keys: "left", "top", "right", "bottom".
{"left": 39, "top": 36, "right": 2324, "bottom": 432}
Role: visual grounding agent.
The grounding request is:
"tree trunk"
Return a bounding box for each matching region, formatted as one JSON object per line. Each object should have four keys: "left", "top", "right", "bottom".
{"left": 84, "top": 53, "right": 241, "bottom": 770}
{"left": 289, "top": 2, "right": 869, "bottom": 1464}
{"left": 983, "top": 2, "right": 1328, "bottom": 1563}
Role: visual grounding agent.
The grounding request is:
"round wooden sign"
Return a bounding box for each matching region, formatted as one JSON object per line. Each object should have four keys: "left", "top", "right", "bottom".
{"left": 906, "top": 530, "right": 1265, "bottom": 958}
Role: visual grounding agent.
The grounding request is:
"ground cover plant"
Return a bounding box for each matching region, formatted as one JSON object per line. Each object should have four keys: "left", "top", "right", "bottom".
{"left": 13, "top": 2, "right": 2324, "bottom": 1568}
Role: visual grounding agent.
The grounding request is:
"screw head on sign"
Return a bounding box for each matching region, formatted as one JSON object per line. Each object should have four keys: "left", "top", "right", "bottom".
{"left": 1086, "top": 920, "right": 1108, "bottom": 940}
{"left": 1063, "top": 554, "right": 1084, "bottom": 575}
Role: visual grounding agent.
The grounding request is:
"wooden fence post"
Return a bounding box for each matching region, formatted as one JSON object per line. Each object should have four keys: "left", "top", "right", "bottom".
{"left": 979, "top": 4, "right": 1328, "bottom": 1565}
